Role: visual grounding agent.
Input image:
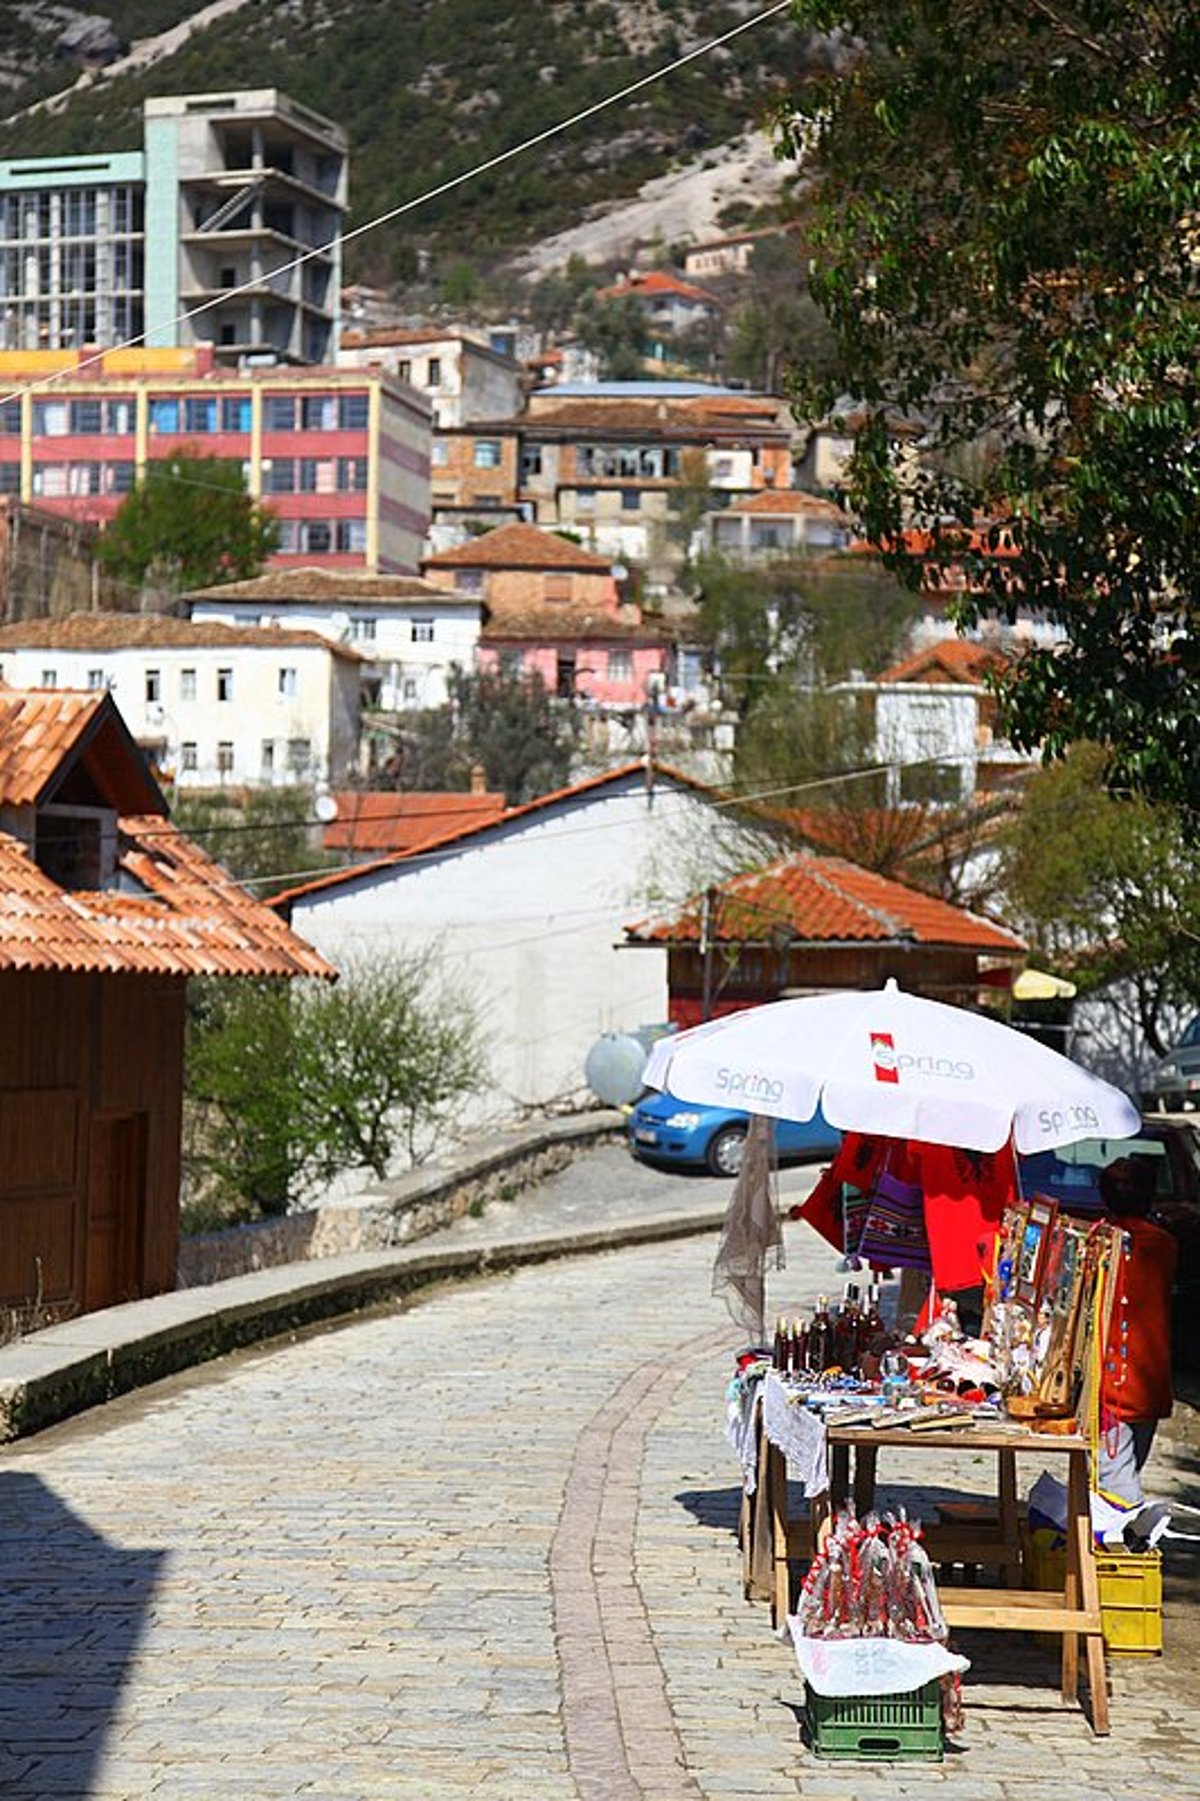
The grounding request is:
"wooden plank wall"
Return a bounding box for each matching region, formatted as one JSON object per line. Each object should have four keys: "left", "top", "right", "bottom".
{"left": 0, "top": 969, "right": 187, "bottom": 1318}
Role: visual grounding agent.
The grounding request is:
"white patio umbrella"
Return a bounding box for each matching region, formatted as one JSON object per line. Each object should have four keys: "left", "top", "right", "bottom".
{"left": 643, "top": 979, "right": 1139, "bottom": 1154}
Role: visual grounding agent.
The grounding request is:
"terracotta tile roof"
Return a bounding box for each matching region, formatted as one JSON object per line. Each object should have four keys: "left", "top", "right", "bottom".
{"left": 877, "top": 639, "right": 1006, "bottom": 685}
{"left": 724, "top": 489, "right": 850, "bottom": 520}
{"left": 324, "top": 789, "right": 506, "bottom": 853}
{"left": 185, "top": 568, "right": 454, "bottom": 606}
{"left": 0, "top": 820, "right": 332, "bottom": 978}
{"left": 423, "top": 522, "right": 613, "bottom": 571}
{"left": 598, "top": 271, "right": 719, "bottom": 305}
{"left": 273, "top": 759, "right": 724, "bottom": 908}
{"left": 341, "top": 326, "right": 498, "bottom": 351}
{"left": 523, "top": 397, "right": 788, "bottom": 436}
{"left": 481, "top": 606, "right": 668, "bottom": 644}
{"left": 624, "top": 852, "right": 1024, "bottom": 954}
{"left": 0, "top": 612, "right": 365, "bottom": 662}
{"left": 0, "top": 688, "right": 331, "bottom": 979}
{"left": 0, "top": 689, "right": 163, "bottom": 812}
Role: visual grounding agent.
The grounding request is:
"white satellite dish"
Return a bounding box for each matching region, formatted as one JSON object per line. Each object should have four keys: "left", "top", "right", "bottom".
{"left": 314, "top": 794, "right": 339, "bottom": 822}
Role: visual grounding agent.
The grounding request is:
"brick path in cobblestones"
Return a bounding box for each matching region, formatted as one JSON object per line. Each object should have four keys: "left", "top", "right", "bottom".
{"left": 0, "top": 1145, "right": 1197, "bottom": 1798}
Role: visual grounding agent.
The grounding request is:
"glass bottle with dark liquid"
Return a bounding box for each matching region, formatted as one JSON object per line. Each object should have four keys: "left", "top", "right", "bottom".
{"left": 806, "top": 1293, "right": 834, "bottom": 1373}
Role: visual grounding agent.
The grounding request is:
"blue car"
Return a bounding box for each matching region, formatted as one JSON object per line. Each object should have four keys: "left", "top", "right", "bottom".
{"left": 627, "top": 1090, "right": 842, "bottom": 1177}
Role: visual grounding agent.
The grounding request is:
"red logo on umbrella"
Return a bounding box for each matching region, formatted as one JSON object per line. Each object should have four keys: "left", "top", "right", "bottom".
{"left": 871, "top": 1031, "right": 899, "bottom": 1083}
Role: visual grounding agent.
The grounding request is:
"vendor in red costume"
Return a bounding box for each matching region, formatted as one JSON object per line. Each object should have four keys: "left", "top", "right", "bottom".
{"left": 1098, "top": 1155, "right": 1177, "bottom": 1507}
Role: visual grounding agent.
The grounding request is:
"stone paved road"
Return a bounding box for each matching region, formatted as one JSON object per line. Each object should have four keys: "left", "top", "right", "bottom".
{"left": 0, "top": 1145, "right": 1198, "bottom": 1799}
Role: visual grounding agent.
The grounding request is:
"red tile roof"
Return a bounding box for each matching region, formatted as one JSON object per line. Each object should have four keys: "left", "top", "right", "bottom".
{"left": 625, "top": 852, "right": 1024, "bottom": 954}
{"left": 185, "top": 568, "right": 453, "bottom": 605}
{"left": 324, "top": 789, "right": 506, "bottom": 853}
{"left": 877, "top": 640, "right": 1006, "bottom": 685}
{"left": 423, "top": 522, "right": 612, "bottom": 571}
{"left": 0, "top": 690, "right": 332, "bottom": 979}
{"left": 725, "top": 489, "right": 850, "bottom": 520}
{"left": 481, "top": 607, "right": 667, "bottom": 644}
{"left": 598, "top": 271, "right": 719, "bottom": 305}
{"left": 0, "top": 612, "right": 364, "bottom": 661}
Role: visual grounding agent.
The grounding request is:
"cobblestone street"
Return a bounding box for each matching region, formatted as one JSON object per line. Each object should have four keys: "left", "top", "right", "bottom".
{"left": 0, "top": 1145, "right": 1197, "bottom": 1798}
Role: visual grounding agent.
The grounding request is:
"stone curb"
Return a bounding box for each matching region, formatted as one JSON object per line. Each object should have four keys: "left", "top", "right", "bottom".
{"left": 0, "top": 1169, "right": 728, "bottom": 1446}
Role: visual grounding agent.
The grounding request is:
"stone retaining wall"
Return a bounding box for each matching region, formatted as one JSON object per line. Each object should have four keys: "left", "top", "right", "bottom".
{"left": 176, "top": 1112, "right": 623, "bottom": 1288}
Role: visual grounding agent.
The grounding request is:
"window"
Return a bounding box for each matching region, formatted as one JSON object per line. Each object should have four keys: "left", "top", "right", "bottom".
{"left": 278, "top": 667, "right": 297, "bottom": 698}
{"left": 266, "top": 459, "right": 295, "bottom": 494}
{"left": 71, "top": 400, "right": 102, "bottom": 434}
{"left": 575, "top": 487, "right": 596, "bottom": 515}
{"left": 398, "top": 359, "right": 412, "bottom": 382}
{"left": 0, "top": 400, "right": 20, "bottom": 435}
{"left": 402, "top": 677, "right": 418, "bottom": 701}
{"left": 337, "top": 456, "right": 368, "bottom": 491}
{"left": 105, "top": 399, "right": 135, "bottom": 434}
{"left": 607, "top": 649, "right": 632, "bottom": 682}
{"left": 32, "top": 400, "right": 68, "bottom": 436}
{"left": 426, "top": 358, "right": 442, "bottom": 387}
{"left": 621, "top": 489, "right": 640, "bottom": 512}
{"left": 520, "top": 446, "right": 543, "bottom": 478}
{"left": 411, "top": 618, "right": 435, "bottom": 643}
{"left": 221, "top": 395, "right": 252, "bottom": 432}
{"left": 499, "top": 648, "right": 524, "bottom": 675}
{"left": 430, "top": 440, "right": 448, "bottom": 467}
{"left": 41, "top": 669, "right": 57, "bottom": 688}
{"left": 109, "top": 462, "right": 136, "bottom": 494}
{"left": 181, "top": 741, "right": 198, "bottom": 772}
{"left": 338, "top": 394, "right": 369, "bottom": 430}
{"left": 0, "top": 463, "right": 19, "bottom": 494}
{"left": 286, "top": 737, "right": 312, "bottom": 775}
{"left": 350, "top": 616, "right": 377, "bottom": 641}
{"left": 454, "top": 570, "right": 484, "bottom": 596}
{"left": 264, "top": 395, "right": 295, "bottom": 431}
{"left": 545, "top": 574, "right": 571, "bottom": 603}
{"left": 261, "top": 739, "right": 275, "bottom": 775}
{"left": 302, "top": 521, "right": 332, "bottom": 554}
{"left": 474, "top": 439, "right": 502, "bottom": 469}
{"left": 335, "top": 519, "right": 367, "bottom": 553}
{"left": 87, "top": 668, "right": 105, "bottom": 690}
{"left": 217, "top": 741, "right": 234, "bottom": 776}
{"left": 148, "top": 397, "right": 180, "bottom": 434}
{"left": 217, "top": 667, "right": 233, "bottom": 702}
{"left": 145, "top": 669, "right": 161, "bottom": 703}
{"left": 184, "top": 397, "right": 217, "bottom": 433}
{"left": 234, "top": 613, "right": 262, "bottom": 627}
{"left": 180, "top": 667, "right": 197, "bottom": 701}
{"left": 301, "top": 395, "right": 336, "bottom": 431}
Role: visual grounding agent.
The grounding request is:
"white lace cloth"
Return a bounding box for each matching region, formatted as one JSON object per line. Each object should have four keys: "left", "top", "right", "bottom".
{"left": 762, "top": 1369, "right": 829, "bottom": 1498}
{"left": 725, "top": 1367, "right": 766, "bottom": 1494}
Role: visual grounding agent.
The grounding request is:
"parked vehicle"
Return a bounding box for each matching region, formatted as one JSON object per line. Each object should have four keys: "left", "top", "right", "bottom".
{"left": 626, "top": 1092, "right": 841, "bottom": 1177}
{"left": 1140, "top": 1014, "right": 1200, "bottom": 1112}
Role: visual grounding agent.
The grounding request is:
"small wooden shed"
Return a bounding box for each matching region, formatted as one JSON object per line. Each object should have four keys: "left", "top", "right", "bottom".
{"left": 0, "top": 689, "right": 331, "bottom": 1325}
{"left": 623, "top": 851, "right": 1025, "bottom": 1029}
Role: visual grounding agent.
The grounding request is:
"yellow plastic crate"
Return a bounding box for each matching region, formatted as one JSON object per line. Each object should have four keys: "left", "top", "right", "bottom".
{"left": 1025, "top": 1530, "right": 1162, "bottom": 1655}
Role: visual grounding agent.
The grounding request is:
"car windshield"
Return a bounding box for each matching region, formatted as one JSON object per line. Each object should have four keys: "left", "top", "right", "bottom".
{"left": 1178, "top": 1015, "right": 1200, "bottom": 1050}
{"left": 1020, "top": 1133, "right": 1175, "bottom": 1207}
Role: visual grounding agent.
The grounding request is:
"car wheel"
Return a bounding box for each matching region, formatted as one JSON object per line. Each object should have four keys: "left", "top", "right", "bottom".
{"left": 706, "top": 1123, "right": 747, "bottom": 1177}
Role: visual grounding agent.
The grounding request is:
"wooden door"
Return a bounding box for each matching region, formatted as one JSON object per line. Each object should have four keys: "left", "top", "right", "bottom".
{"left": 86, "top": 1113, "right": 147, "bottom": 1312}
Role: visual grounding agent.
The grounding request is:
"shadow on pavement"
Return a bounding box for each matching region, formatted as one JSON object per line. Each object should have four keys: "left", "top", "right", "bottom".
{"left": 676, "top": 1484, "right": 743, "bottom": 1538}
{"left": 0, "top": 1471, "right": 165, "bottom": 1798}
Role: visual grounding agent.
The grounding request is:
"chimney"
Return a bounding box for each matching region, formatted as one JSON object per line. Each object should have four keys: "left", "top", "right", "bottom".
{"left": 469, "top": 762, "right": 487, "bottom": 794}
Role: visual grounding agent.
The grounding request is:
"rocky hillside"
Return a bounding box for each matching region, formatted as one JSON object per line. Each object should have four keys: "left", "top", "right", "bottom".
{"left": 0, "top": 2, "right": 816, "bottom": 286}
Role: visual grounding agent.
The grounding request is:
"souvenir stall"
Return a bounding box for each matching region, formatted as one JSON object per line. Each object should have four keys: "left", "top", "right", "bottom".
{"left": 650, "top": 983, "right": 1145, "bottom": 1754}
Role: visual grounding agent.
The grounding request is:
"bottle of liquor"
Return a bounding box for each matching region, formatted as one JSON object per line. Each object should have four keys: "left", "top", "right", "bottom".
{"left": 790, "top": 1317, "right": 808, "bottom": 1378}
{"left": 834, "top": 1282, "right": 862, "bottom": 1372}
{"left": 807, "top": 1294, "right": 834, "bottom": 1372}
{"left": 773, "top": 1313, "right": 790, "bottom": 1372}
{"left": 861, "top": 1281, "right": 885, "bottom": 1351}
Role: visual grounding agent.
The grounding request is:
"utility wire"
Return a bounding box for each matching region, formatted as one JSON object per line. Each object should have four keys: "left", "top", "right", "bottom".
{"left": 0, "top": 0, "right": 795, "bottom": 411}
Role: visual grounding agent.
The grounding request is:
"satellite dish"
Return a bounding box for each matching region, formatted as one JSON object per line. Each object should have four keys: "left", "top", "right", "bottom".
{"left": 314, "top": 794, "right": 339, "bottom": 822}
{"left": 584, "top": 1033, "right": 650, "bottom": 1107}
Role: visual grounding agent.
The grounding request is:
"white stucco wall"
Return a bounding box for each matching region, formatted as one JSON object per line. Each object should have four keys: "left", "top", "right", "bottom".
{"left": 287, "top": 776, "right": 747, "bottom": 1116}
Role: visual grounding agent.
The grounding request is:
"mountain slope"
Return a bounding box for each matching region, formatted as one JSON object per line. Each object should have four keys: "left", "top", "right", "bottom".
{"left": 0, "top": 2, "right": 807, "bottom": 284}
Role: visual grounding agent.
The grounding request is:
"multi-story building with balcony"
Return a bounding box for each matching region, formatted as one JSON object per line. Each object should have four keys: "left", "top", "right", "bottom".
{"left": 0, "top": 89, "right": 347, "bottom": 366}
{"left": 0, "top": 344, "right": 430, "bottom": 572}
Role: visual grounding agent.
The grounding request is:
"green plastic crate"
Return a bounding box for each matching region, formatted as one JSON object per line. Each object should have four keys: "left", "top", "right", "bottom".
{"left": 805, "top": 1679, "right": 944, "bottom": 1761}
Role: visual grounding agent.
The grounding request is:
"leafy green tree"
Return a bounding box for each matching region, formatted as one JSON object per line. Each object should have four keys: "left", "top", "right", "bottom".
{"left": 98, "top": 450, "right": 279, "bottom": 593}
{"left": 170, "top": 786, "right": 334, "bottom": 900}
{"left": 1000, "top": 744, "right": 1200, "bottom": 1054}
{"left": 725, "top": 232, "right": 838, "bottom": 393}
{"left": 384, "top": 665, "right": 580, "bottom": 804}
{"left": 573, "top": 292, "right": 648, "bottom": 379}
{"left": 782, "top": 1, "right": 1200, "bottom": 813}
{"left": 185, "top": 954, "right": 485, "bottom": 1220}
